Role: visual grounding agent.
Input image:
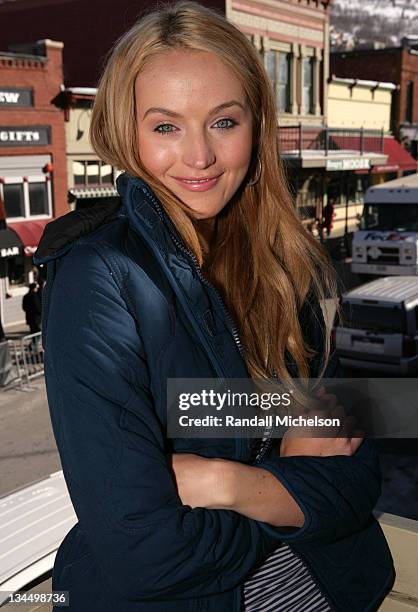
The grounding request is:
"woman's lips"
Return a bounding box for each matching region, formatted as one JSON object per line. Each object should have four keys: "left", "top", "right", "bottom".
{"left": 171, "top": 173, "right": 223, "bottom": 192}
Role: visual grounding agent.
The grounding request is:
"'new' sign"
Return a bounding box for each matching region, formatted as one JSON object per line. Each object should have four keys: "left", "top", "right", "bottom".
{"left": 0, "top": 88, "right": 33, "bottom": 107}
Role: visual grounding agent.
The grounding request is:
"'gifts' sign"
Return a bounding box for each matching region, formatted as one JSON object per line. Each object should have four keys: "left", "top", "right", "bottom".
{"left": 0, "top": 126, "right": 50, "bottom": 146}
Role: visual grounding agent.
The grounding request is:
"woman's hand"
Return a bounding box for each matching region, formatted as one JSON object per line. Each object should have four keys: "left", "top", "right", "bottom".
{"left": 280, "top": 386, "right": 363, "bottom": 458}
{"left": 170, "top": 453, "right": 232, "bottom": 509}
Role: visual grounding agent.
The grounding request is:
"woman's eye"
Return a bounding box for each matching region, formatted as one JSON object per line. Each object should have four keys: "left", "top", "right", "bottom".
{"left": 154, "top": 123, "right": 177, "bottom": 135}
{"left": 214, "top": 118, "right": 237, "bottom": 130}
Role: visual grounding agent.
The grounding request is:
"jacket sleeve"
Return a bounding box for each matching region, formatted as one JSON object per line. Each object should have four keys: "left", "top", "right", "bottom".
{"left": 43, "top": 244, "right": 278, "bottom": 601}
{"left": 256, "top": 295, "right": 382, "bottom": 545}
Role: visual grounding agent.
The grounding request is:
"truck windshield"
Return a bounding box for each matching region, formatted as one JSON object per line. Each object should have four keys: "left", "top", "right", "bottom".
{"left": 341, "top": 302, "right": 407, "bottom": 333}
{"left": 360, "top": 204, "right": 418, "bottom": 231}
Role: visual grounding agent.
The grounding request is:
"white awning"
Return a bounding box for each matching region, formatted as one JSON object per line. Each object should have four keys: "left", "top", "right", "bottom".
{"left": 69, "top": 186, "right": 118, "bottom": 199}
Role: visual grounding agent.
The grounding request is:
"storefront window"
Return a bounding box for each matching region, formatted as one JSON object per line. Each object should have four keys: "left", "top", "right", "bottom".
{"left": 3, "top": 183, "right": 24, "bottom": 218}
{"left": 29, "top": 182, "right": 48, "bottom": 215}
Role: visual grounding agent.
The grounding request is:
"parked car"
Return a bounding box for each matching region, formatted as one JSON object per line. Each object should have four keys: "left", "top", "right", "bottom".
{"left": 0, "top": 471, "right": 77, "bottom": 607}
{"left": 335, "top": 276, "right": 418, "bottom": 374}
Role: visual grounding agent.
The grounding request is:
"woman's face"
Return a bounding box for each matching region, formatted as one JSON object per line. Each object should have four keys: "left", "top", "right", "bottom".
{"left": 135, "top": 49, "right": 253, "bottom": 220}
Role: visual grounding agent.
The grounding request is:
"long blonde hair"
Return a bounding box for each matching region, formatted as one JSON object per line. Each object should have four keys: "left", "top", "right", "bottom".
{"left": 90, "top": 0, "right": 338, "bottom": 380}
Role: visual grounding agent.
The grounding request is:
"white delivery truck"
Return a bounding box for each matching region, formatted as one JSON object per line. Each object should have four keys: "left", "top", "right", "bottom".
{"left": 351, "top": 173, "right": 418, "bottom": 276}
{"left": 336, "top": 276, "right": 418, "bottom": 374}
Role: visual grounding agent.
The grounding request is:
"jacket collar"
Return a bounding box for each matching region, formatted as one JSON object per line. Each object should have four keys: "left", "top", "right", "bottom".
{"left": 33, "top": 173, "right": 186, "bottom": 266}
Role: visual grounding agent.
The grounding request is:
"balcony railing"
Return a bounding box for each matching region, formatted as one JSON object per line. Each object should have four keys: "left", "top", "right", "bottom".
{"left": 278, "top": 125, "right": 385, "bottom": 158}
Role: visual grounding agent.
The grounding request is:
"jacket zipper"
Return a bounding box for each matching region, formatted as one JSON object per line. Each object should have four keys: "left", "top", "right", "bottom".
{"left": 141, "top": 187, "right": 245, "bottom": 356}
{"left": 135, "top": 184, "right": 336, "bottom": 612}
{"left": 138, "top": 185, "right": 274, "bottom": 465}
{"left": 162, "top": 201, "right": 334, "bottom": 609}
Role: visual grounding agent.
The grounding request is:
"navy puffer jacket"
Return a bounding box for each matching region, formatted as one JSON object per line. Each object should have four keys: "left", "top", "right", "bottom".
{"left": 33, "top": 173, "right": 395, "bottom": 612}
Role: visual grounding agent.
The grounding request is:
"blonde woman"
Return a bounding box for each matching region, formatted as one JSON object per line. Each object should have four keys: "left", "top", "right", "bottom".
{"left": 34, "top": 3, "right": 394, "bottom": 611}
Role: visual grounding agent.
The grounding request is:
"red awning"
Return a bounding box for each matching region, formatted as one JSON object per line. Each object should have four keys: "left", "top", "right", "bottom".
{"left": 7, "top": 219, "right": 50, "bottom": 257}
{"left": 372, "top": 137, "right": 417, "bottom": 174}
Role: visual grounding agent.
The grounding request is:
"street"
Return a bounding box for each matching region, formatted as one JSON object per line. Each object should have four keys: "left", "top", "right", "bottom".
{"left": 0, "top": 379, "right": 61, "bottom": 497}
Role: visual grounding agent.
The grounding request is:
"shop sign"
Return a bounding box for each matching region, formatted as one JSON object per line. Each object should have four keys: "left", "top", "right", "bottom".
{"left": 400, "top": 125, "right": 418, "bottom": 141}
{"left": 0, "top": 126, "right": 50, "bottom": 147}
{"left": 24, "top": 245, "right": 38, "bottom": 256}
{"left": 0, "top": 246, "right": 20, "bottom": 258}
{"left": 373, "top": 164, "right": 399, "bottom": 174}
{"left": 326, "top": 158, "right": 371, "bottom": 171}
{"left": 0, "top": 88, "right": 33, "bottom": 107}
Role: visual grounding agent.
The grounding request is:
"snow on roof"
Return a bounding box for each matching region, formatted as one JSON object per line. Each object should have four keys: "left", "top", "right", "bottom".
{"left": 330, "top": 76, "right": 397, "bottom": 90}
{"left": 64, "top": 87, "right": 97, "bottom": 96}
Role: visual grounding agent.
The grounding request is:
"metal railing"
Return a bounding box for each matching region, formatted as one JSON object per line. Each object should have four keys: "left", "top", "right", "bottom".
{"left": 278, "top": 125, "right": 386, "bottom": 158}
{"left": 0, "top": 333, "right": 44, "bottom": 391}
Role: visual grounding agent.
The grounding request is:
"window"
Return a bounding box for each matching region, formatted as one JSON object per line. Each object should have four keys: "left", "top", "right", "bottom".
{"left": 405, "top": 80, "right": 414, "bottom": 123}
{"left": 29, "top": 182, "right": 48, "bottom": 216}
{"left": 264, "top": 50, "right": 291, "bottom": 113}
{"left": 101, "top": 164, "right": 113, "bottom": 184}
{"left": 265, "top": 51, "right": 276, "bottom": 89}
{"left": 3, "top": 183, "right": 24, "bottom": 218}
{"left": 2, "top": 179, "right": 51, "bottom": 220}
{"left": 72, "top": 160, "right": 114, "bottom": 187}
{"left": 73, "top": 160, "right": 85, "bottom": 185}
{"left": 277, "top": 53, "right": 291, "bottom": 113}
{"left": 361, "top": 203, "right": 418, "bottom": 232}
{"left": 87, "top": 161, "right": 100, "bottom": 185}
{"left": 342, "top": 302, "right": 406, "bottom": 334}
{"left": 302, "top": 57, "right": 314, "bottom": 114}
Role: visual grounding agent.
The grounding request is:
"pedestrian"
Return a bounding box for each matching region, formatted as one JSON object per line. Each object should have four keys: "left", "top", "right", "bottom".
{"left": 21, "top": 283, "right": 41, "bottom": 334}
{"left": 323, "top": 199, "right": 336, "bottom": 237}
{"left": 34, "top": 3, "right": 394, "bottom": 611}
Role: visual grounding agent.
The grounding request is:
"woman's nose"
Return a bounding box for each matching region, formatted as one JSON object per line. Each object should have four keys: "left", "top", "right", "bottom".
{"left": 182, "top": 132, "right": 216, "bottom": 169}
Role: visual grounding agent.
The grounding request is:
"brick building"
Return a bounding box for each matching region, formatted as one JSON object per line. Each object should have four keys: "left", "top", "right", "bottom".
{"left": 0, "top": 39, "right": 67, "bottom": 327}
{"left": 0, "top": 0, "right": 335, "bottom": 214}
{"left": 331, "top": 41, "right": 418, "bottom": 158}
{"left": 0, "top": 0, "right": 331, "bottom": 124}
{"left": 0, "top": 0, "right": 224, "bottom": 87}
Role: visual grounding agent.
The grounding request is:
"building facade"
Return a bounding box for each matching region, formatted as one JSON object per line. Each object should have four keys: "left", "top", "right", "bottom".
{"left": 0, "top": 39, "right": 67, "bottom": 327}
{"left": 325, "top": 76, "right": 416, "bottom": 240}
{"left": 0, "top": 0, "right": 387, "bottom": 254}
{"left": 328, "top": 77, "right": 395, "bottom": 131}
{"left": 331, "top": 41, "right": 418, "bottom": 159}
{"left": 54, "top": 87, "right": 118, "bottom": 210}
{"left": 0, "top": 0, "right": 225, "bottom": 87}
{"left": 226, "top": 0, "right": 331, "bottom": 126}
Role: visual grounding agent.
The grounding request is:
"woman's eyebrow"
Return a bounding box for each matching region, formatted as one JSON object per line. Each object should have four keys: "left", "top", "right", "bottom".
{"left": 142, "top": 100, "right": 246, "bottom": 120}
